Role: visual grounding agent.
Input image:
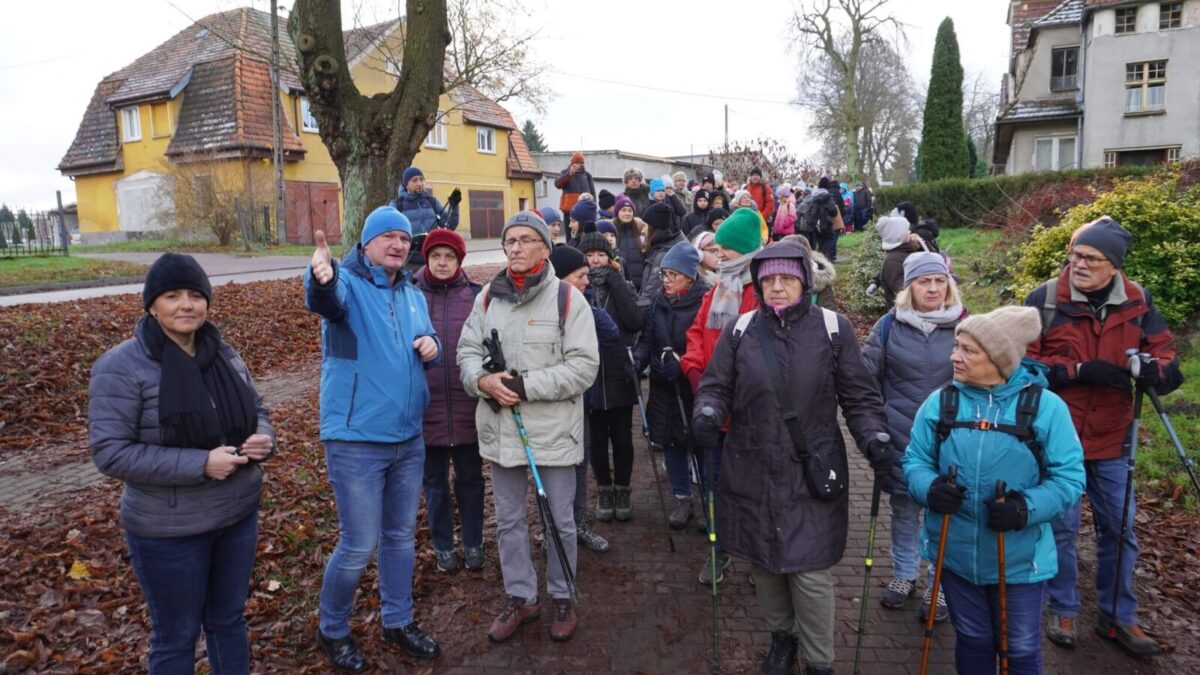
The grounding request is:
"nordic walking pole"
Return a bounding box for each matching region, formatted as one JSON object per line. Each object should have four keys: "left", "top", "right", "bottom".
{"left": 995, "top": 480, "right": 1010, "bottom": 675}
{"left": 1108, "top": 350, "right": 1145, "bottom": 636}
{"left": 700, "top": 405, "right": 721, "bottom": 675}
{"left": 1132, "top": 350, "right": 1200, "bottom": 500}
{"left": 664, "top": 347, "right": 706, "bottom": 524}
{"left": 512, "top": 403, "right": 582, "bottom": 604}
{"left": 854, "top": 432, "right": 891, "bottom": 675}
{"left": 920, "top": 464, "right": 957, "bottom": 675}
{"left": 628, "top": 347, "right": 676, "bottom": 552}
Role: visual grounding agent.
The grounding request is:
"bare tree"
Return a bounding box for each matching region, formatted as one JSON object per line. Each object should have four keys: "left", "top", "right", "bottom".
{"left": 962, "top": 70, "right": 1001, "bottom": 168}
{"left": 156, "top": 153, "right": 272, "bottom": 246}
{"left": 791, "top": 0, "right": 902, "bottom": 182}
{"left": 707, "top": 137, "right": 823, "bottom": 187}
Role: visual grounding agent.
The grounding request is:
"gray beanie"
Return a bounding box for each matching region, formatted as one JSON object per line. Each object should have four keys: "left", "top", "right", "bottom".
{"left": 955, "top": 306, "right": 1042, "bottom": 379}
{"left": 1073, "top": 216, "right": 1132, "bottom": 268}
{"left": 903, "top": 251, "right": 950, "bottom": 287}
{"left": 501, "top": 210, "right": 552, "bottom": 250}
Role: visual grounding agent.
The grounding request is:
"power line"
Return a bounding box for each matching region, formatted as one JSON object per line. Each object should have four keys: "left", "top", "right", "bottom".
{"left": 550, "top": 68, "right": 794, "bottom": 105}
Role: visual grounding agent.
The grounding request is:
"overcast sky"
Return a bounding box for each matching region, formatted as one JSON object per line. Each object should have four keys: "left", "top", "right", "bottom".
{"left": 0, "top": 0, "right": 1010, "bottom": 209}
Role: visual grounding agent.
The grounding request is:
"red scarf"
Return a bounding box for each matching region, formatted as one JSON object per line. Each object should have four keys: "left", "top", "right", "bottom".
{"left": 509, "top": 260, "right": 546, "bottom": 291}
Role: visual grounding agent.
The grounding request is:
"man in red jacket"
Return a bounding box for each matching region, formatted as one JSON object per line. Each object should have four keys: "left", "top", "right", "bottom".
{"left": 1023, "top": 217, "right": 1183, "bottom": 657}
{"left": 745, "top": 166, "right": 776, "bottom": 225}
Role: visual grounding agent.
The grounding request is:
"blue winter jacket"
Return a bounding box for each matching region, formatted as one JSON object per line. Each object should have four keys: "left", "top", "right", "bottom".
{"left": 304, "top": 246, "right": 442, "bottom": 443}
{"left": 903, "top": 359, "right": 1085, "bottom": 586}
{"left": 389, "top": 189, "right": 459, "bottom": 235}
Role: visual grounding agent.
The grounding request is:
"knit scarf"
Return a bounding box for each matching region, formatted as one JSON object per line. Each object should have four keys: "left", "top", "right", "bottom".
{"left": 140, "top": 316, "right": 257, "bottom": 450}
{"left": 895, "top": 302, "right": 964, "bottom": 336}
{"left": 509, "top": 260, "right": 547, "bottom": 292}
{"left": 706, "top": 249, "right": 757, "bottom": 329}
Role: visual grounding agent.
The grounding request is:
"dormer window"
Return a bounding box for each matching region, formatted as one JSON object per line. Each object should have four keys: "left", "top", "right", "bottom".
{"left": 1051, "top": 47, "right": 1078, "bottom": 91}
{"left": 121, "top": 106, "right": 141, "bottom": 142}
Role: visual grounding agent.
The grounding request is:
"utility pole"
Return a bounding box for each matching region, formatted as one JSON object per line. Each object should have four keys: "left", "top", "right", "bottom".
{"left": 724, "top": 104, "right": 729, "bottom": 150}
{"left": 270, "top": 1, "right": 286, "bottom": 245}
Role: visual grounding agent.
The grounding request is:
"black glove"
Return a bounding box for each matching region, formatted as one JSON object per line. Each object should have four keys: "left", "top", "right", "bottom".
{"left": 693, "top": 407, "right": 721, "bottom": 448}
{"left": 659, "top": 352, "right": 681, "bottom": 381}
{"left": 448, "top": 187, "right": 462, "bottom": 206}
{"left": 865, "top": 438, "right": 900, "bottom": 477}
{"left": 1077, "top": 360, "right": 1132, "bottom": 390}
{"left": 1135, "top": 359, "right": 1161, "bottom": 389}
{"left": 984, "top": 490, "right": 1029, "bottom": 532}
{"left": 505, "top": 373, "right": 528, "bottom": 401}
{"left": 927, "top": 474, "right": 967, "bottom": 514}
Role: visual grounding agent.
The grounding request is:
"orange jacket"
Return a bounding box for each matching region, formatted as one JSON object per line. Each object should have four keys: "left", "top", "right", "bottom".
{"left": 682, "top": 282, "right": 759, "bottom": 391}
{"left": 746, "top": 182, "right": 776, "bottom": 223}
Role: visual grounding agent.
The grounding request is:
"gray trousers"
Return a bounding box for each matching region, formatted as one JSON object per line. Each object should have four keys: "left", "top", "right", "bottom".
{"left": 750, "top": 566, "right": 835, "bottom": 668}
{"left": 574, "top": 414, "right": 591, "bottom": 525}
{"left": 491, "top": 462, "right": 577, "bottom": 601}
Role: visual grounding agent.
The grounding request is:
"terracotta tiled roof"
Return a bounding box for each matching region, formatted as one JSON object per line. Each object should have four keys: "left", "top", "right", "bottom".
{"left": 507, "top": 128, "right": 539, "bottom": 180}
{"left": 1084, "top": 0, "right": 1127, "bottom": 6}
{"left": 57, "top": 79, "right": 124, "bottom": 174}
{"left": 453, "top": 84, "right": 517, "bottom": 130}
{"left": 166, "top": 54, "right": 304, "bottom": 159}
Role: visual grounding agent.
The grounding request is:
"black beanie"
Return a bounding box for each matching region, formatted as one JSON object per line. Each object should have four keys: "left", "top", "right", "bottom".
{"left": 598, "top": 189, "right": 616, "bottom": 211}
{"left": 643, "top": 201, "right": 674, "bottom": 233}
{"left": 1074, "top": 216, "right": 1132, "bottom": 268}
{"left": 549, "top": 244, "right": 588, "bottom": 279}
{"left": 142, "top": 252, "right": 212, "bottom": 311}
{"left": 704, "top": 207, "right": 730, "bottom": 229}
{"left": 578, "top": 232, "right": 616, "bottom": 260}
{"left": 896, "top": 201, "right": 918, "bottom": 226}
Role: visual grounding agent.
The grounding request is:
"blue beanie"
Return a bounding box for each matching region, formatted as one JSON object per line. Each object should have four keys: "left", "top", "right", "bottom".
{"left": 400, "top": 167, "right": 424, "bottom": 193}
{"left": 361, "top": 206, "right": 413, "bottom": 246}
{"left": 661, "top": 240, "right": 701, "bottom": 280}
{"left": 649, "top": 178, "right": 666, "bottom": 194}
{"left": 539, "top": 206, "right": 563, "bottom": 225}
{"left": 596, "top": 220, "right": 617, "bottom": 235}
{"left": 570, "top": 199, "right": 599, "bottom": 224}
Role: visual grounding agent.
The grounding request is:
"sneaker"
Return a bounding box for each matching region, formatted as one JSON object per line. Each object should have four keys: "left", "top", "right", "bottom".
{"left": 760, "top": 630, "right": 798, "bottom": 675}
{"left": 698, "top": 550, "right": 731, "bottom": 585}
{"left": 315, "top": 628, "right": 368, "bottom": 672}
{"left": 614, "top": 486, "right": 632, "bottom": 522}
{"left": 381, "top": 622, "right": 440, "bottom": 660}
{"left": 880, "top": 578, "right": 917, "bottom": 609}
{"left": 463, "top": 546, "right": 485, "bottom": 571}
{"left": 487, "top": 596, "right": 540, "bottom": 643}
{"left": 434, "top": 549, "right": 459, "bottom": 573}
{"left": 1046, "top": 613, "right": 1077, "bottom": 649}
{"left": 549, "top": 598, "right": 578, "bottom": 641}
{"left": 919, "top": 586, "right": 949, "bottom": 624}
{"left": 577, "top": 522, "right": 610, "bottom": 552}
{"left": 669, "top": 496, "right": 694, "bottom": 530}
{"left": 1095, "top": 616, "right": 1162, "bottom": 657}
{"left": 596, "top": 487, "right": 615, "bottom": 522}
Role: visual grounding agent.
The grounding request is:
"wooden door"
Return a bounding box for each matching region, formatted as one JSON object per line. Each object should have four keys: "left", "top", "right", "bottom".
{"left": 469, "top": 190, "right": 505, "bottom": 239}
{"left": 284, "top": 181, "right": 342, "bottom": 244}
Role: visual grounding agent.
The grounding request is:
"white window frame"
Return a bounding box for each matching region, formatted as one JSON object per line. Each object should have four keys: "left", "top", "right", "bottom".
{"left": 1115, "top": 6, "right": 1138, "bottom": 34}
{"left": 1167, "top": 147, "right": 1181, "bottom": 163}
{"left": 1124, "top": 60, "right": 1167, "bottom": 114}
{"left": 121, "top": 106, "right": 142, "bottom": 142}
{"left": 1160, "top": 2, "right": 1182, "bottom": 30}
{"left": 476, "top": 126, "right": 496, "bottom": 154}
{"left": 1104, "top": 151, "right": 1118, "bottom": 168}
{"left": 1033, "top": 135, "right": 1077, "bottom": 171}
{"left": 300, "top": 97, "right": 319, "bottom": 133}
{"left": 424, "top": 111, "right": 447, "bottom": 149}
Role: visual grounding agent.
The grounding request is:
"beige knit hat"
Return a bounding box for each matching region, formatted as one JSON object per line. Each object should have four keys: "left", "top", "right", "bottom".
{"left": 955, "top": 306, "right": 1042, "bottom": 379}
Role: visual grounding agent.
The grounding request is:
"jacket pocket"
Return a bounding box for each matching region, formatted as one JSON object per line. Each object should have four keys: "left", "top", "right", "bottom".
{"left": 345, "top": 373, "right": 360, "bottom": 428}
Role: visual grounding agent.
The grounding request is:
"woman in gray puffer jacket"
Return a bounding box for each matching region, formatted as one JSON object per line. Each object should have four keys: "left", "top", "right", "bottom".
{"left": 88, "top": 253, "right": 273, "bottom": 674}
{"left": 861, "top": 251, "right": 965, "bottom": 623}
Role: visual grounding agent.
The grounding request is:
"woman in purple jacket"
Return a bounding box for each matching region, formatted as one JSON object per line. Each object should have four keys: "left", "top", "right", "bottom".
{"left": 414, "top": 230, "right": 486, "bottom": 573}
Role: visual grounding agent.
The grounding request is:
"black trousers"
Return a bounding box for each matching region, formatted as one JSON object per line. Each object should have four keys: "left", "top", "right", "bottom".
{"left": 588, "top": 406, "right": 634, "bottom": 487}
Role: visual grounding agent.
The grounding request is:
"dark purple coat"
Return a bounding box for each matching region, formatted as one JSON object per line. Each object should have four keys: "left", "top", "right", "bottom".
{"left": 415, "top": 267, "right": 482, "bottom": 447}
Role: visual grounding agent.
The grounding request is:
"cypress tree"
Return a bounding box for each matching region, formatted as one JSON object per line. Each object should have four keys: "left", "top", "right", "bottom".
{"left": 919, "top": 18, "right": 970, "bottom": 181}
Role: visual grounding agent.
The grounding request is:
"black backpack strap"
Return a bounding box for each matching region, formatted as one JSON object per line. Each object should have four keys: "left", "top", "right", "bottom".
{"left": 934, "top": 384, "right": 1046, "bottom": 476}
{"left": 755, "top": 314, "right": 810, "bottom": 462}
{"left": 933, "top": 385, "right": 960, "bottom": 463}
{"left": 1012, "top": 384, "right": 1044, "bottom": 473}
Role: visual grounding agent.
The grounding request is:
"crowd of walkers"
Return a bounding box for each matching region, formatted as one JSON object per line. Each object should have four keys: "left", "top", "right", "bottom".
{"left": 86, "top": 158, "right": 1184, "bottom": 675}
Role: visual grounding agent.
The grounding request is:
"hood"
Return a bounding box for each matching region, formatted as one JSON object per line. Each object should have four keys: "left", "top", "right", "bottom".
{"left": 953, "top": 357, "right": 1050, "bottom": 404}
{"left": 749, "top": 239, "right": 811, "bottom": 298}
{"left": 809, "top": 250, "right": 837, "bottom": 293}
{"left": 668, "top": 275, "right": 711, "bottom": 310}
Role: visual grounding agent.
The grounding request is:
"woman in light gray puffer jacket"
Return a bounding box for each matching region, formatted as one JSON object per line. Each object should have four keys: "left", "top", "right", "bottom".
{"left": 861, "top": 251, "right": 965, "bottom": 624}
{"left": 88, "top": 253, "right": 273, "bottom": 674}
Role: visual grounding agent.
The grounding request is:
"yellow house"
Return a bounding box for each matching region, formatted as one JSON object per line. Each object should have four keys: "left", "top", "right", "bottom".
{"left": 58, "top": 8, "right": 539, "bottom": 244}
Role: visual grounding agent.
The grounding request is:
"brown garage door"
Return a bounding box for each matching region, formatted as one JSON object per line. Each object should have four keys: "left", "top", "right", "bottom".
{"left": 469, "top": 190, "right": 505, "bottom": 239}
{"left": 285, "top": 181, "right": 342, "bottom": 245}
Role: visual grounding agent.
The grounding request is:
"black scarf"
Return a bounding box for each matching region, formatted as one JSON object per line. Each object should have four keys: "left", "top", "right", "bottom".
{"left": 140, "top": 316, "right": 257, "bottom": 450}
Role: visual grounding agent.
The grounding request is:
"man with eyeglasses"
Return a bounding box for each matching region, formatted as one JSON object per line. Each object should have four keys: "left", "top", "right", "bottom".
{"left": 457, "top": 211, "right": 598, "bottom": 644}
{"left": 1023, "top": 216, "right": 1182, "bottom": 657}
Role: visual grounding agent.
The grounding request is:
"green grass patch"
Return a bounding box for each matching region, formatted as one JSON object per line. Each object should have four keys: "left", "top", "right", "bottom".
{"left": 939, "top": 229, "right": 1006, "bottom": 313}
{"left": 0, "top": 256, "right": 147, "bottom": 289}
{"left": 1136, "top": 351, "right": 1200, "bottom": 507}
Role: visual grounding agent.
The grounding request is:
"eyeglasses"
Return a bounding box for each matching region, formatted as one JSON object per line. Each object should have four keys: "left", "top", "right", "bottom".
{"left": 503, "top": 236, "right": 542, "bottom": 249}
{"left": 1068, "top": 251, "right": 1110, "bottom": 267}
{"left": 660, "top": 270, "right": 684, "bottom": 281}
{"left": 702, "top": 246, "right": 720, "bottom": 255}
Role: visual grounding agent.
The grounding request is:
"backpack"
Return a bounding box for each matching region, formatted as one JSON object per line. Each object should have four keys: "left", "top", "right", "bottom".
{"left": 805, "top": 193, "right": 836, "bottom": 236}
{"left": 933, "top": 383, "right": 1046, "bottom": 476}
{"left": 482, "top": 280, "right": 571, "bottom": 335}
{"left": 728, "top": 306, "right": 841, "bottom": 361}
{"left": 1037, "top": 277, "right": 1144, "bottom": 336}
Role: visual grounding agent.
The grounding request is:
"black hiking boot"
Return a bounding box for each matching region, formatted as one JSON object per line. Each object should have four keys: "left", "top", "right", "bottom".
{"left": 761, "top": 630, "right": 798, "bottom": 675}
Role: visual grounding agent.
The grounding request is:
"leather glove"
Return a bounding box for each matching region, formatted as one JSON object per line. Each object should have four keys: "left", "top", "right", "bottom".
{"left": 448, "top": 187, "right": 462, "bottom": 206}
{"left": 865, "top": 438, "right": 900, "bottom": 477}
{"left": 984, "top": 490, "right": 1029, "bottom": 532}
{"left": 1077, "top": 360, "right": 1132, "bottom": 390}
{"left": 1135, "top": 359, "right": 1161, "bottom": 389}
{"left": 693, "top": 407, "right": 721, "bottom": 448}
{"left": 927, "top": 474, "right": 967, "bottom": 514}
{"left": 505, "top": 373, "right": 528, "bottom": 401}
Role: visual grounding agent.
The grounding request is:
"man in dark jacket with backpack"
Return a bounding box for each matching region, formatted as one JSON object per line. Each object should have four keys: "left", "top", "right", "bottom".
{"left": 807, "top": 179, "right": 844, "bottom": 262}
{"left": 1024, "top": 217, "right": 1182, "bottom": 656}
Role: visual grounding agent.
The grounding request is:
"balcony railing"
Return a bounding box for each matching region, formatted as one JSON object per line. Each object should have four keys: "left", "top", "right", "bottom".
{"left": 1051, "top": 74, "right": 1078, "bottom": 91}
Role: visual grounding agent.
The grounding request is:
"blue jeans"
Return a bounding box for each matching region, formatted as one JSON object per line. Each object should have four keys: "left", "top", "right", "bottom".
{"left": 422, "top": 443, "right": 484, "bottom": 552}
{"left": 889, "top": 491, "right": 934, "bottom": 586}
{"left": 125, "top": 511, "right": 258, "bottom": 675}
{"left": 319, "top": 438, "right": 424, "bottom": 637}
{"left": 664, "top": 441, "right": 692, "bottom": 499}
{"left": 1046, "top": 457, "right": 1139, "bottom": 624}
{"left": 941, "top": 569, "right": 1045, "bottom": 675}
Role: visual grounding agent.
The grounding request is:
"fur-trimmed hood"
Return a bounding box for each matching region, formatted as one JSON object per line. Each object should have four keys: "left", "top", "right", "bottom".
{"left": 809, "top": 250, "right": 836, "bottom": 293}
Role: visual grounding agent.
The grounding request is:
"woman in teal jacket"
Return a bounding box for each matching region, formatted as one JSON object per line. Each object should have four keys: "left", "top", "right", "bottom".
{"left": 904, "top": 306, "right": 1084, "bottom": 675}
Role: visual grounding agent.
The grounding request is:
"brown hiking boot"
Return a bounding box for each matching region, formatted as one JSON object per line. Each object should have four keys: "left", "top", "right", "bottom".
{"left": 487, "top": 596, "right": 539, "bottom": 643}
{"left": 549, "top": 598, "right": 578, "bottom": 641}
{"left": 1046, "top": 614, "right": 1077, "bottom": 648}
{"left": 1095, "top": 617, "right": 1162, "bottom": 657}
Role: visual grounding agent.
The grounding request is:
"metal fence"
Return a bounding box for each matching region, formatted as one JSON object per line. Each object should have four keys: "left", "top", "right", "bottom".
{"left": 0, "top": 208, "right": 68, "bottom": 258}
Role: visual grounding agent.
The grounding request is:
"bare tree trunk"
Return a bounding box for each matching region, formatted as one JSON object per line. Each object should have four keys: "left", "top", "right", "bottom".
{"left": 289, "top": 0, "right": 449, "bottom": 243}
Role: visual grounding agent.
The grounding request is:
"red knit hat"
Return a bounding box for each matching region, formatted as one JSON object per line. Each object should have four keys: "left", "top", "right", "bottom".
{"left": 421, "top": 228, "right": 466, "bottom": 262}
